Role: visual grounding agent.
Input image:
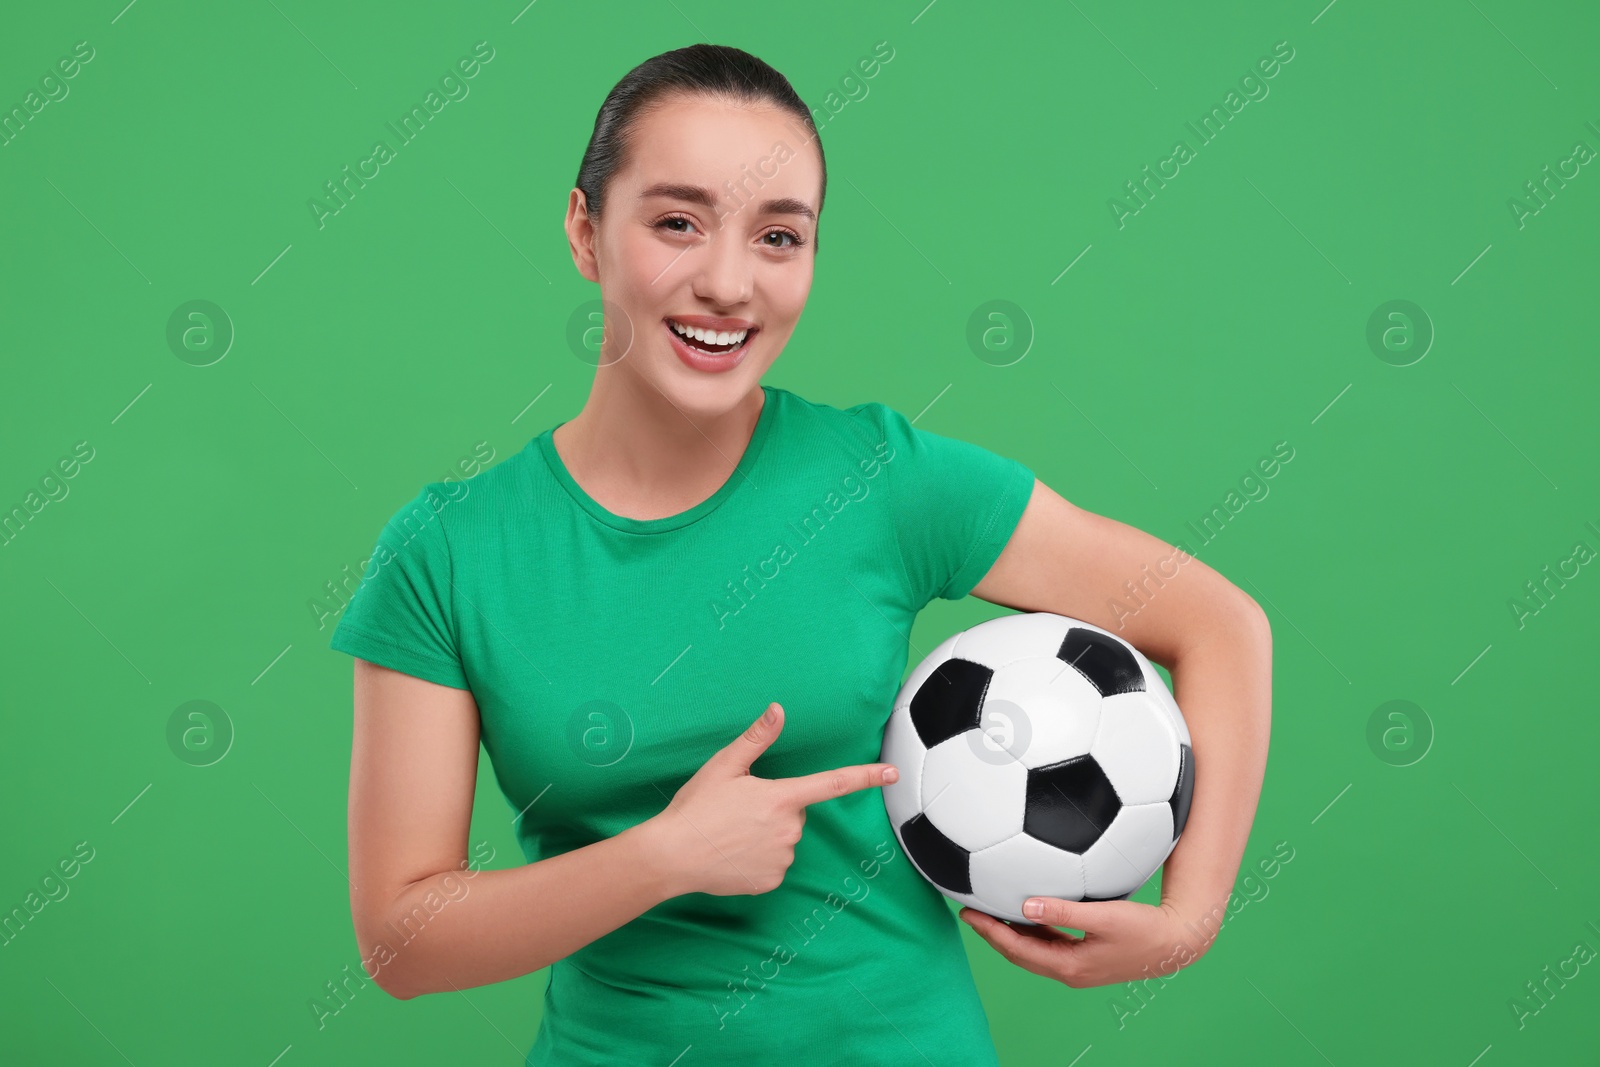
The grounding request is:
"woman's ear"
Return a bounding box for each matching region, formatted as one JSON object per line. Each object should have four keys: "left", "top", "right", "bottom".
{"left": 565, "top": 188, "right": 601, "bottom": 283}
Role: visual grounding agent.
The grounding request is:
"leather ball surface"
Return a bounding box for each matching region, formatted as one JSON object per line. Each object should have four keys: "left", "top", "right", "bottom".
{"left": 880, "top": 612, "right": 1195, "bottom": 924}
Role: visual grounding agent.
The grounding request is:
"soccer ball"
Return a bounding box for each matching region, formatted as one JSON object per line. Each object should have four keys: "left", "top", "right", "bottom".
{"left": 880, "top": 612, "right": 1194, "bottom": 925}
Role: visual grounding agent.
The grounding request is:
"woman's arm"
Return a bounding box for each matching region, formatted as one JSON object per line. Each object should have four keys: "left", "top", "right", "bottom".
{"left": 960, "top": 478, "right": 1273, "bottom": 985}
{"left": 347, "top": 658, "right": 678, "bottom": 999}
{"left": 349, "top": 661, "right": 895, "bottom": 999}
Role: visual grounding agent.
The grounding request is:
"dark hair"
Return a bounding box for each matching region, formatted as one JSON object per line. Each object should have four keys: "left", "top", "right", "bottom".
{"left": 575, "top": 44, "right": 826, "bottom": 249}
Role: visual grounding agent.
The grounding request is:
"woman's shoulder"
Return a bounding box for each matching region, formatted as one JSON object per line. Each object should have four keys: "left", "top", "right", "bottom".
{"left": 771, "top": 384, "right": 900, "bottom": 440}
{"left": 777, "top": 389, "right": 938, "bottom": 472}
{"left": 378, "top": 438, "right": 537, "bottom": 535}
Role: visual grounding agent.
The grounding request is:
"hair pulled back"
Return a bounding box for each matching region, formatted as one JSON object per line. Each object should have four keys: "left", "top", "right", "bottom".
{"left": 574, "top": 44, "right": 826, "bottom": 246}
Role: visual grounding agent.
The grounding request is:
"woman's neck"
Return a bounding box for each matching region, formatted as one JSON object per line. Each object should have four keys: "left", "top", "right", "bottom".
{"left": 550, "top": 371, "right": 765, "bottom": 522}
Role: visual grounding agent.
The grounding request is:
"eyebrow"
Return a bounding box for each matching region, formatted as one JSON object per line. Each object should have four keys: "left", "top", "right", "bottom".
{"left": 638, "top": 181, "right": 816, "bottom": 222}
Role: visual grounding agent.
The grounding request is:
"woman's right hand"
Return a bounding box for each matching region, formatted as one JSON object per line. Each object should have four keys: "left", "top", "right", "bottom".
{"left": 642, "top": 702, "right": 899, "bottom": 898}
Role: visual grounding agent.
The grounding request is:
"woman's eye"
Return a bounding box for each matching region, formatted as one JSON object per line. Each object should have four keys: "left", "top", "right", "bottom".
{"left": 654, "top": 216, "right": 804, "bottom": 248}
{"left": 655, "top": 216, "right": 696, "bottom": 235}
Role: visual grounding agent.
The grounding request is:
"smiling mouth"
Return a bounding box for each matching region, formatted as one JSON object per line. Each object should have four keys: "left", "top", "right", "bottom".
{"left": 666, "top": 318, "right": 756, "bottom": 356}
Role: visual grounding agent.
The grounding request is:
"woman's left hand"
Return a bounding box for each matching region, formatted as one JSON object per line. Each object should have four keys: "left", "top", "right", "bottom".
{"left": 958, "top": 896, "right": 1214, "bottom": 988}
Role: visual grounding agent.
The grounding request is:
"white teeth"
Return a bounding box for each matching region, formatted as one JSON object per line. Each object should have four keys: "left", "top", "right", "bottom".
{"left": 669, "top": 320, "right": 749, "bottom": 348}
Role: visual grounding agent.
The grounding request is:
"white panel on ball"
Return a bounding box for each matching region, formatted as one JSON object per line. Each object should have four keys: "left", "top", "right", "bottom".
{"left": 879, "top": 706, "right": 926, "bottom": 832}
{"left": 1141, "top": 658, "right": 1192, "bottom": 748}
{"left": 980, "top": 655, "right": 1071, "bottom": 707}
{"left": 1008, "top": 664, "right": 1105, "bottom": 770}
{"left": 920, "top": 736, "right": 1027, "bottom": 852}
{"left": 952, "top": 611, "right": 1069, "bottom": 668}
{"left": 1091, "top": 692, "right": 1181, "bottom": 805}
{"left": 969, "top": 833, "right": 1086, "bottom": 924}
{"left": 1081, "top": 802, "right": 1176, "bottom": 899}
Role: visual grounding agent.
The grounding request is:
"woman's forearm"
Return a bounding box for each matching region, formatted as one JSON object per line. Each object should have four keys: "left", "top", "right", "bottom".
{"left": 359, "top": 819, "right": 679, "bottom": 999}
{"left": 1157, "top": 604, "right": 1273, "bottom": 941}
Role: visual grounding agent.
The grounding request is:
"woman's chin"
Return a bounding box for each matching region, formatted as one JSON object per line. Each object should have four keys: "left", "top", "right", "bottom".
{"left": 650, "top": 361, "right": 766, "bottom": 418}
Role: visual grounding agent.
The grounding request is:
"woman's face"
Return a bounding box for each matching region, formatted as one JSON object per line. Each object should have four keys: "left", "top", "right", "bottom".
{"left": 567, "top": 92, "right": 822, "bottom": 417}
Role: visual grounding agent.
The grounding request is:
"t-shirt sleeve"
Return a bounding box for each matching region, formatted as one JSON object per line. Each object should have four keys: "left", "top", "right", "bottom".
{"left": 328, "top": 485, "right": 470, "bottom": 690}
{"left": 875, "top": 403, "right": 1037, "bottom": 605}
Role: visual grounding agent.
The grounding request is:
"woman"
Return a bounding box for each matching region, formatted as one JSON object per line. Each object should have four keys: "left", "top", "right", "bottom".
{"left": 332, "top": 44, "right": 1272, "bottom": 1065}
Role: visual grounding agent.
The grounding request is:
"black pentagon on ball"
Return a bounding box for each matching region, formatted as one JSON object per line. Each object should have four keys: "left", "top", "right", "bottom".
{"left": 909, "top": 657, "right": 992, "bottom": 750}
{"left": 1023, "top": 755, "right": 1122, "bottom": 853}
{"left": 1170, "top": 742, "right": 1195, "bottom": 840}
{"left": 899, "top": 812, "right": 971, "bottom": 894}
{"left": 1056, "top": 627, "right": 1145, "bottom": 697}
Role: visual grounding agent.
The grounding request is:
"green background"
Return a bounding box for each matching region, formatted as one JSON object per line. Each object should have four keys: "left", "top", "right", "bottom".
{"left": 3, "top": 0, "right": 1596, "bottom": 1063}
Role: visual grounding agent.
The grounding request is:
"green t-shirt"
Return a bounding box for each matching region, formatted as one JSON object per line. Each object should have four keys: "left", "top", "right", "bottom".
{"left": 330, "top": 384, "right": 1036, "bottom": 1066}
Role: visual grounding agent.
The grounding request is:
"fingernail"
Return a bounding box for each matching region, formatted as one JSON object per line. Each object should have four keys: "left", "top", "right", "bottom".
{"left": 762, "top": 704, "right": 777, "bottom": 724}
{"left": 1024, "top": 899, "right": 1043, "bottom": 918}
{"left": 883, "top": 766, "right": 899, "bottom": 783}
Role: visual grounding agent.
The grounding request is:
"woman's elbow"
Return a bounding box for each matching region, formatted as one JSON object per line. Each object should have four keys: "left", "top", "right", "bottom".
{"left": 1236, "top": 594, "right": 1271, "bottom": 643}
{"left": 352, "top": 906, "right": 425, "bottom": 1000}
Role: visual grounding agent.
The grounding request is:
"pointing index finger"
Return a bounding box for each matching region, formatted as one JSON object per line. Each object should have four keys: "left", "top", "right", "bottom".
{"left": 780, "top": 763, "right": 898, "bottom": 808}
